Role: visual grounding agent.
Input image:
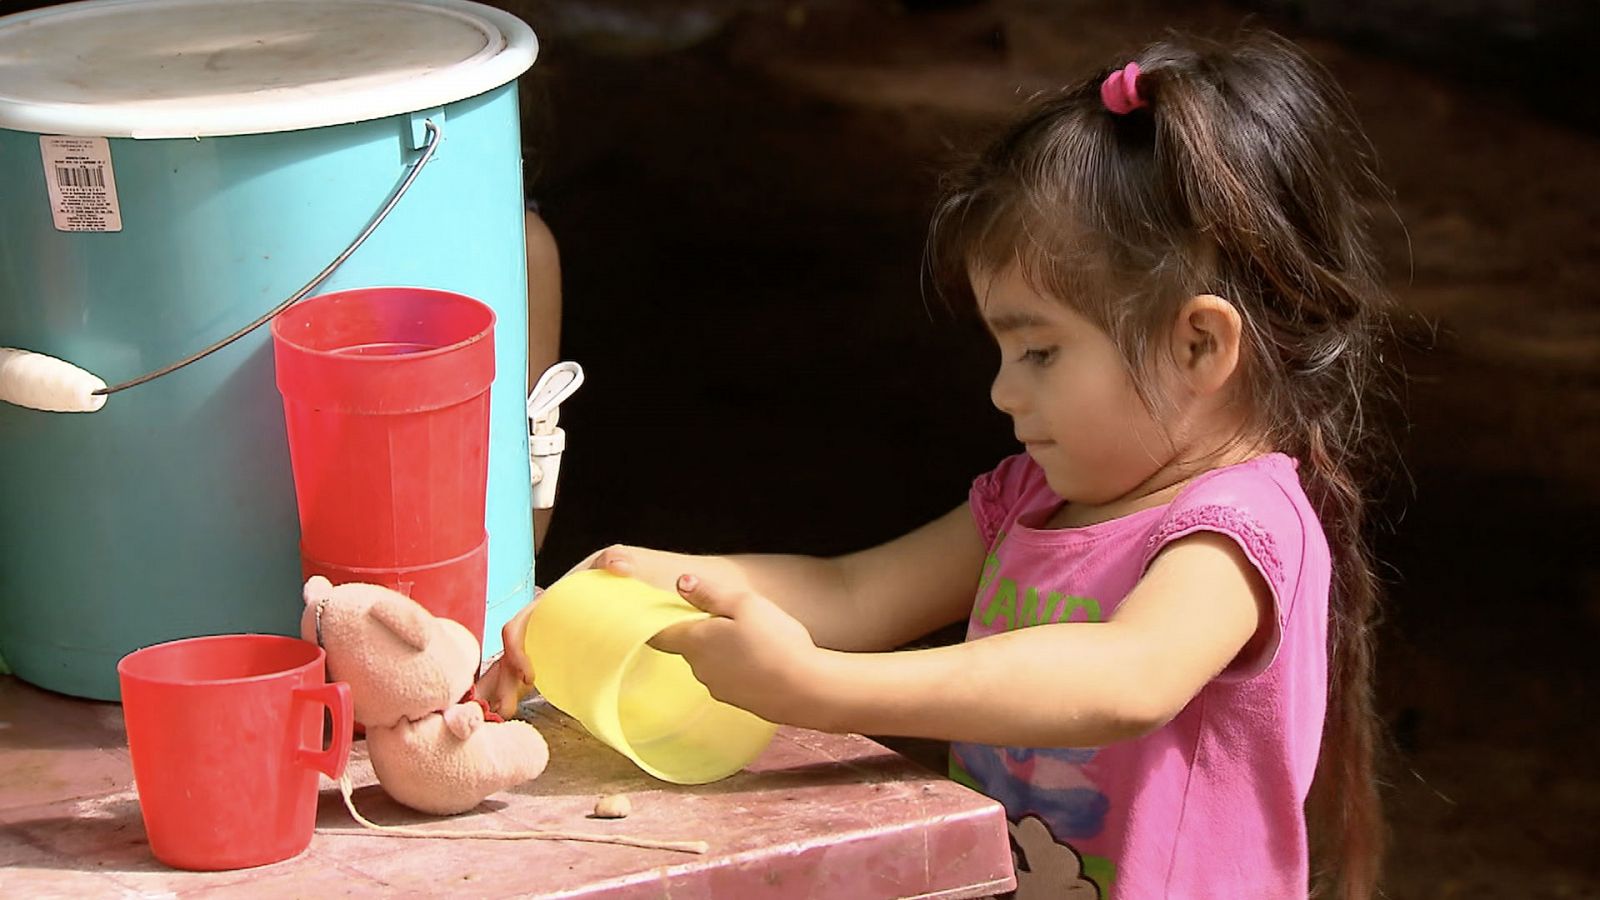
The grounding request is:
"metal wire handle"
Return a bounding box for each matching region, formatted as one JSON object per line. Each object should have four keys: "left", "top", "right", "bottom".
{"left": 94, "top": 119, "right": 444, "bottom": 397}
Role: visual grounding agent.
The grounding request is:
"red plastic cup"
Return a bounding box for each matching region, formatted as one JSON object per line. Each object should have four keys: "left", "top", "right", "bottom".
{"left": 301, "top": 534, "right": 490, "bottom": 645}
{"left": 271, "top": 287, "right": 496, "bottom": 568}
{"left": 117, "top": 634, "right": 352, "bottom": 871}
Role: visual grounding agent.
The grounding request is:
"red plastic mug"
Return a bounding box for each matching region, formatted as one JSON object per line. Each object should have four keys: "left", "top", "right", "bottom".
{"left": 118, "top": 634, "right": 352, "bottom": 871}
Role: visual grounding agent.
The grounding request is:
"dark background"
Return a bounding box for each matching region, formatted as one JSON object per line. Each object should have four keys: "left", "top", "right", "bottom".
{"left": 8, "top": 0, "right": 1597, "bottom": 895}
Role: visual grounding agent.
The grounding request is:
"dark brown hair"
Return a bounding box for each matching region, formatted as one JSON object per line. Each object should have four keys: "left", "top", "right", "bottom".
{"left": 928, "top": 30, "right": 1393, "bottom": 900}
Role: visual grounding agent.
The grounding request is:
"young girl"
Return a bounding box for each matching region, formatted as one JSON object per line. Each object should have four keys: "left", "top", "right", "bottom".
{"left": 483, "top": 30, "right": 1393, "bottom": 900}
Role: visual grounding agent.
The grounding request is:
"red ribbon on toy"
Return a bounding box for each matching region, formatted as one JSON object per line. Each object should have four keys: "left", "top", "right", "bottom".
{"left": 459, "top": 685, "right": 506, "bottom": 723}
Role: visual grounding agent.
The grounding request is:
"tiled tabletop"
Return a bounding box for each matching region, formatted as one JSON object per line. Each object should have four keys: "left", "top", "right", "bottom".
{"left": 0, "top": 675, "right": 1015, "bottom": 898}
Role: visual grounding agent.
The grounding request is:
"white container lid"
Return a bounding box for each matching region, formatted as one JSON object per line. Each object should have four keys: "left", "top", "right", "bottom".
{"left": 0, "top": 0, "right": 537, "bottom": 139}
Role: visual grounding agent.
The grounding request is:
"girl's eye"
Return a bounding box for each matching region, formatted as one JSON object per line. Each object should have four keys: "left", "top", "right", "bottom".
{"left": 1019, "top": 346, "right": 1059, "bottom": 366}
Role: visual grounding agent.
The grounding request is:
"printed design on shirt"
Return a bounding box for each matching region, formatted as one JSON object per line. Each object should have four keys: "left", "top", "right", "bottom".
{"left": 972, "top": 530, "right": 1104, "bottom": 634}
{"left": 1007, "top": 815, "right": 1108, "bottom": 900}
{"left": 960, "top": 527, "right": 1118, "bottom": 897}
{"left": 955, "top": 744, "right": 1110, "bottom": 840}
{"left": 951, "top": 747, "right": 1118, "bottom": 897}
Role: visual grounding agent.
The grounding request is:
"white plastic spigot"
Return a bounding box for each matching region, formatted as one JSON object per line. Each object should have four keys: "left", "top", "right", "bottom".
{"left": 528, "top": 361, "right": 584, "bottom": 510}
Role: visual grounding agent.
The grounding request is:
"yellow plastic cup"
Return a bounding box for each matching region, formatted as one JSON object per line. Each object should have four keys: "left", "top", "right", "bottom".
{"left": 522, "top": 569, "right": 777, "bottom": 784}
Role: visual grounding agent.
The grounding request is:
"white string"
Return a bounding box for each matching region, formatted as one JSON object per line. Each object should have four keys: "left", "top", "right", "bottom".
{"left": 334, "top": 774, "right": 709, "bottom": 854}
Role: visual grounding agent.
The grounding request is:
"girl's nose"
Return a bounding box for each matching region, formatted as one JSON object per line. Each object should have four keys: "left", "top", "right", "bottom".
{"left": 990, "top": 368, "right": 1019, "bottom": 416}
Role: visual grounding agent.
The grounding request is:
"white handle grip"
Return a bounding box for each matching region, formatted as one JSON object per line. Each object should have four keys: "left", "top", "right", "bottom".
{"left": 0, "top": 348, "right": 108, "bottom": 413}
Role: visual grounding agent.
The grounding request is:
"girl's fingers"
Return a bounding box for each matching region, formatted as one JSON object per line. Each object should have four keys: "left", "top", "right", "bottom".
{"left": 648, "top": 620, "right": 699, "bottom": 656}
{"left": 651, "top": 574, "right": 724, "bottom": 656}
{"left": 675, "top": 572, "right": 744, "bottom": 619}
{"left": 481, "top": 597, "right": 541, "bottom": 718}
{"left": 476, "top": 660, "right": 524, "bottom": 720}
{"left": 498, "top": 601, "right": 537, "bottom": 681}
{"left": 595, "top": 547, "right": 636, "bottom": 575}
{"left": 561, "top": 546, "right": 635, "bottom": 582}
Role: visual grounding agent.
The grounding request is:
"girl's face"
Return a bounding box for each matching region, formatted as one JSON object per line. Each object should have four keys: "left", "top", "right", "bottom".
{"left": 977, "top": 264, "right": 1178, "bottom": 507}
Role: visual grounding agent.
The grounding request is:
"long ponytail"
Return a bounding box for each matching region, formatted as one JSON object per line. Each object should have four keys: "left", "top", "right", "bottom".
{"left": 1142, "top": 37, "right": 1392, "bottom": 899}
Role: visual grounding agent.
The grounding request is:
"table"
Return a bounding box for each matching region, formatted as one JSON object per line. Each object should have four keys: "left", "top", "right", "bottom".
{"left": 0, "top": 675, "right": 1015, "bottom": 898}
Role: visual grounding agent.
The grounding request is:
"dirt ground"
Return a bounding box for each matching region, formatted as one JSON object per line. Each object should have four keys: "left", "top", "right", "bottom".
{"left": 502, "top": 1, "right": 1600, "bottom": 896}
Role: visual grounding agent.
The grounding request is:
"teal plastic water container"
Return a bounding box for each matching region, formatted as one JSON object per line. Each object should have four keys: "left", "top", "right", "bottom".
{"left": 0, "top": 0, "right": 540, "bottom": 699}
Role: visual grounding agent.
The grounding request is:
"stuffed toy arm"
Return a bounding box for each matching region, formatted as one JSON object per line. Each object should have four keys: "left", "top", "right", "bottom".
{"left": 443, "top": 701, "right": 485, "bottom": 740}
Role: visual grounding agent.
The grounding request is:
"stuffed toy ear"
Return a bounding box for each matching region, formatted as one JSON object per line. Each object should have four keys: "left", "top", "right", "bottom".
{"left": 368, "top": 594, "right": 432, "bottom": 652}
{"left": 303, "top": 575, "right": 334, "bottom": 609}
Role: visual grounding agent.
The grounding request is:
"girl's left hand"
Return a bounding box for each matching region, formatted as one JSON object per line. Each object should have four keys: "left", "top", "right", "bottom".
{"left": 650, "top": 572, "right": 831, "bottom": 730}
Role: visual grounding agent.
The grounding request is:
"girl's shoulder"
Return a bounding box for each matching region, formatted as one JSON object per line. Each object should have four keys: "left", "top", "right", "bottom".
{"left": 969, "top": 453, "right": 1058, "bottom": 543}
{"left": 1171, "top": 451, "right": 1305, "bottom": 499}
{"left": 1148, "top": 452, "right": 1326, "bottom": 599}
{"left": 1175, "top": 452, "right": 1311, "bottom": 512}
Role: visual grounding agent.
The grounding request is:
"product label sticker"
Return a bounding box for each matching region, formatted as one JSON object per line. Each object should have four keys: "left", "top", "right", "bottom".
{"left": 40, "top": 136, "right": 123, "bottom": 232}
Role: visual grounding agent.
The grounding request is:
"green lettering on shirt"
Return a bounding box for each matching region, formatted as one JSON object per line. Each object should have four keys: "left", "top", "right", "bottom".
{"left": 975, "top": 531, "right": 1107, "bottom": 629}
{"left": 1018, "top": 587, "right": 1046, "bottom": 627}
{"left": 982, "top": 578, "right": 1017, "bottom": 629}
{"left": 977, "top": 530, "right": 1007, "bottom": 596}
{"left": 1036, "top": 590, "right": 1064, "bottom": 625}
{"left": 1058, "top": 594, "right": 1103, "bottom": 623}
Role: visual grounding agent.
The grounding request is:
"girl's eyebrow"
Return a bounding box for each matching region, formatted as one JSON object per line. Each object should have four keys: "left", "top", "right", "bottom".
{"left": 983, "top": 311, "right": 1051, "bottom": 334}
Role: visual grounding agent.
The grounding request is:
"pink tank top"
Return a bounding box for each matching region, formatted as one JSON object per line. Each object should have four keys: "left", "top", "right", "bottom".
{"left": 951, "top": 452, "right": 1330, "bottom": 898}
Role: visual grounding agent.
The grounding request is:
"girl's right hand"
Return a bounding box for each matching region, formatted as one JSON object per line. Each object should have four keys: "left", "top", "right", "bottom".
{"left": 476, "top": 601, "right": 537, "bottom": 720}
{"left": 474, "top": 545, "right": 643, "bottom": 719}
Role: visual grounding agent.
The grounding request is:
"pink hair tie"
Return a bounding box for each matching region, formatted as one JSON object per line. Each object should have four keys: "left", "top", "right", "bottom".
{"left": 1100, "top": 62, "right": 1146, "bottom": 115}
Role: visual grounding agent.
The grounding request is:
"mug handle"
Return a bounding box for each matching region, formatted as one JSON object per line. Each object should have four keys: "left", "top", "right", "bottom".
{"left": 293, "top": 681, "right": 353, "bottom": 780}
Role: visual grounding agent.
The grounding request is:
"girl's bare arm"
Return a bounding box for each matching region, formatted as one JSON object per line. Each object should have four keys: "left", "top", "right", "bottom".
{"left": 657, "top": 531, "right": 1272, "bottom": 747}
{"left": 596, "top": 503, "right": 983, "bottom": 652}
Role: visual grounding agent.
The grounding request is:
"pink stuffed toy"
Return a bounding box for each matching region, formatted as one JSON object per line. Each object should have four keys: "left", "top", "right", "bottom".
{"left": 301, "top": 575, "right": 549, "bottom": 815}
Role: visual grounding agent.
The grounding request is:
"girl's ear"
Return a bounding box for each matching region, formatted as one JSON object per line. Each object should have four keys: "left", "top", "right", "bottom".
{"left": 1170, "top": 294, "right": 1243, "bottom": 394}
